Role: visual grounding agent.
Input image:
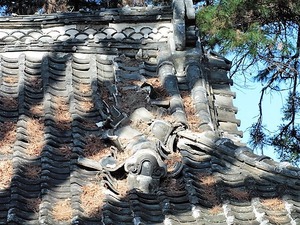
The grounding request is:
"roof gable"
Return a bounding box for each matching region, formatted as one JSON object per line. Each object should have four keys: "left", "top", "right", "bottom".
{"left": 0, "top": 1, "right": 299, "bottom": 225}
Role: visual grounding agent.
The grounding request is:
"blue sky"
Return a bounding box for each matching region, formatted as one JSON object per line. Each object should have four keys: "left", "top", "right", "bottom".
{"left": 232, "top": 80, "right": 287, "bottom": 161}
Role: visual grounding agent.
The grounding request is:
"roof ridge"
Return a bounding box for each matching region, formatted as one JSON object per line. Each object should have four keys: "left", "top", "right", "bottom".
{"left": 0, "top": 2, "right": 299, "bottom": 224}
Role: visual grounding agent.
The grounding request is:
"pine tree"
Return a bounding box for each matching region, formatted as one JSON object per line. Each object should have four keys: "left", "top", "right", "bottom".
{"left": 0, "top": 0, "right": 171, "bottom": 15}
{"left": 197, "top": 0, "right": 300, "bottom": 165}
{"left": 0, "top": 0, "right": 104, "bottom": 15}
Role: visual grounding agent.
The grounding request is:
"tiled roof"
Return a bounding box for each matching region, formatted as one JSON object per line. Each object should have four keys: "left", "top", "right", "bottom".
{"left": 0, "top": 1, "right": 299, "bottom": 225}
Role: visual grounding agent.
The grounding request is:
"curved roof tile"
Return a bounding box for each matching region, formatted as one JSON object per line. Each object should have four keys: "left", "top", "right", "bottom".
{"left": 0, "top": 2, "right": 299, "bottom": 225}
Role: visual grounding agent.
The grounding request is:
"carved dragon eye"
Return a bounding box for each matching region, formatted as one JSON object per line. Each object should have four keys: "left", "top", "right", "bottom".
{"left": 126, "top": 162, "right": 138, "bottom": 173}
